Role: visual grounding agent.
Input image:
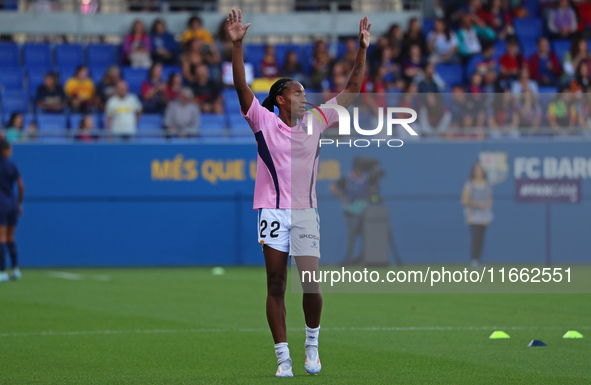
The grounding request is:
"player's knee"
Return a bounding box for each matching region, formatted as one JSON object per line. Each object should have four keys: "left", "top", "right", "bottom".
{"left": 267, "top": 273, "right": 286, "bottom": 298}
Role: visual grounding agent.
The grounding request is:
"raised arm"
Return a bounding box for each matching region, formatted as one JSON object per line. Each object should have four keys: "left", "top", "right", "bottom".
{"left": 336, "top": 16, "right": 371, "bottom": 108}
{"left": 227, "top": 9, "right": 254, "bottom": 114}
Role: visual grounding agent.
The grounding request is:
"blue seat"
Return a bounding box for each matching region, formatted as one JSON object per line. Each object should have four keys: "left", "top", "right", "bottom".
{"left": 28, "top": 70, "right": 53, "bottom": 98}
{"left": 56, "top": 44, "right": 84, "bottom": 68}
{"left": 36, "top": 113, "right": 68, "bottom": 130}
{"left": 137, "top": 113, "right": 162, "bottom": 129}
{"left": 520, "top": 39, "right": 538, "bottom": 60}
{"left": 58, "top": 67, "right": 79, "bottom": 85}
{"left": 436, "top": 63, "right": 464, "bottom": 87}
{"left": 0, "top": 67, "right": 25, "bottom": 91}
{"left": 89, "top": 65, "right": 109, "bottom": 84}
{"left": 228, "top": 115, "right": 251, "bottom": 130}
{"left": 1, "top": 90, "right": 29, "bottom": 114}
{"left": 514, "top": 18, "right": 541, "bottom": 43}
{"left": 162, "top": 66, "right": 182, "bottom": 81}
{"left": 422, "top": 18, "right": 435, "bottom": 35}
{"left": 122, "top": 67, "right": 148, "bottom": 95}
{"left": 493, "top": 40, "right": 507, "bottom": 60}
{"left": 244, "top": 44, "right": 266, "bottom": 77}
{"left": 552, "top": 40, "right": 571, "bottom": 61}
{"left": 223, "top": 93, "right": 241, "bottom": 113}
{"left": 23, "top": 43, "right": 53, "bottom": 69}
{"left": 0, "top": 43, "right": 20, "bottom": 68}
{"left": 87, "top": 44, "right": 117, "bottom": 68}
{"left": 200, "top": 114, "right": 226, "bottom": 130}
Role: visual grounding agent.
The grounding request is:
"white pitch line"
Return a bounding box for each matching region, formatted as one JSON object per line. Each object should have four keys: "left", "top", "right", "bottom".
{"left": 0, "top": 326, "right": 588, "bottom": 339}
{"left": 47, "top": 271, "right": 84, "bottom": 280}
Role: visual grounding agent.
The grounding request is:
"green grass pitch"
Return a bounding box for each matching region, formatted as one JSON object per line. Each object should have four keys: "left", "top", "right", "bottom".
{"left": 1, "top": 267, "right": 590, "bottom": 384}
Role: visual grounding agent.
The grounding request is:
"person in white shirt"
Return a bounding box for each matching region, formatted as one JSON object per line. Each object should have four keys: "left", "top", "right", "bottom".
{"left": 163, "top": 87, "right": 201, "bottom": 137}
{"left": 105, "top": 80, "right": 143, "bottom": 138}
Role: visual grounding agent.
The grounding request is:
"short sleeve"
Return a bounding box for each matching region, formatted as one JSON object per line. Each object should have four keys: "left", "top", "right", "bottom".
{"left": 240, "top": 96, "right": 274, "bottom": 134}
{"left": 321, "top": 97, "right": 341, "bottom": 133}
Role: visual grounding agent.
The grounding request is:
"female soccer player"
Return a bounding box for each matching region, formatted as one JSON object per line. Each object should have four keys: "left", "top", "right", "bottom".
{"left": 0, "top": 139, "right": 24, "bottom": 282}
{"left": 226, "top": 9, "right": 370, "bottom": 377}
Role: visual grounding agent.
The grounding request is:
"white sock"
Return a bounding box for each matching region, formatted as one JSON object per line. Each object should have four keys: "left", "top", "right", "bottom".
{"left": 305, "top": 325, "right": 320, "bottom": 348}
{"left": 274, "top": 342, "right": 291, "bottom": 365}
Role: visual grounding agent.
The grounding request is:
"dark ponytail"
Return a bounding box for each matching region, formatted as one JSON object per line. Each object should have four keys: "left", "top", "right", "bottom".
{"left": 262, "top": 78, "right": 294, "bottom": 112}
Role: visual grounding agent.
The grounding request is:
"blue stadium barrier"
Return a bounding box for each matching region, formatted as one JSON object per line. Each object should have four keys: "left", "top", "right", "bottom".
{"left": 36, "top": 113, "right": 68, "bottom": 130}
{"left": 138, "top": 113, "right": 162, "bottom": 129}
{"left": 23, "top": 43, "right": 53, "bottom": 69}
{"left": 0, "top": 42, "right": 21, "bottom": 68}
{"left": 10, "top": 140, "right": 591, "bottom": 267}
{"left": 0, "top": 67, "right": 25, "bottom": 91}
{"left": 201, "top": 114, "right": 226, "bottom": 130}
{"left": 55, "top": 44, "right": 85, "bottom": 69}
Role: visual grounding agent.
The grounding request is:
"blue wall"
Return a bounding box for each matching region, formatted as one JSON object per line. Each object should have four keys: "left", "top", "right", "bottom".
{"left": 12, "top": 139, "right": 591, "bottom": 267}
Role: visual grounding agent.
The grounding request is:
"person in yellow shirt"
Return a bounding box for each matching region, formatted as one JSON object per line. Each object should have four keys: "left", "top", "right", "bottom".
{"left": 64, "top": 65, "right": 96, "bottom": 113}
{"left": 181, "top": 15, "right": 214, "bottom": 45}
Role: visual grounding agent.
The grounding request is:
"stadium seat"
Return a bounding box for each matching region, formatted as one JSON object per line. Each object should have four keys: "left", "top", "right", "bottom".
{"left": 55, "top": 44, "right": 85, "bottom": 68}
{"left": 36, "top": 113, "right": 68, "bottom": 130}
{"left": 137, "top": 113, "right": 162, "bottom": 129}
{"left": 493, "top": 40, "right": 507, "bottom": 60}
{"left": 1, "top": 90, "right": 29, "bottom": 114}
{"left": 552, "top": 40, "right": 571, "bottom": 61}
{"left": 422, "top": 18, "right": 435, "bottom": 35}
{"left": 28, "top": 70, "right": 52, "bottom": 99}
{"left": 436, "top": 64, "right": 463, "bottom": 88}
{"left": 58, "top": 67, "right": 79, "bottom": 85}
{"left": 162, "top": 66, "right": 182, "bottom": 80}
{"left": 201, "top": 114, "right": 226, "bottom": 130}
{"left": 223, "top": 90, "right": 241, "bottom": 112}
{"left": 0, "top": 42, "right": 20, "bottom": 68}
{"left": 524, "top": 0, "right": 539, "bottom": 17}
{"left": 228, "top": 115, "right": 251, "bottom": 130}
{"left": 23, "top": 43, "right": 53, "bottom": 69}
{"left": 513, "top": 18, "right": 541, "bottom": 43}
{"left": 0, "top": 67, "right": 25, "bottom": 91}
{"left": 521, "top": 39, "right": 538, "bottom": 60}
{"left": 275, "top": 44, "right": 301, "bottom": 68}
{"left": 122, "top": 67, "right": 148, "bottom": 95}
{"left": 87, "top": 44, "right": 117, "bottom": 68}
{"left": 89, "top": 65, "right": 109, "bottom": 84}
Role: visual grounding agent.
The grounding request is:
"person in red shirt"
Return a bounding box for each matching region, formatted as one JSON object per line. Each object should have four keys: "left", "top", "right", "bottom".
{"left": 499, "top": 37, "right": 526, "bottom": 80}
{"left": 261, "top": 44, "right": 279, "bottom": 79}
{"left": 529, "top": 37, "right": 561, "bottom": 86}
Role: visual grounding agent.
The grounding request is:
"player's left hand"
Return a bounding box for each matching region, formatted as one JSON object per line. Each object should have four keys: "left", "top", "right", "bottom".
{"left": 359, "top": 16, "right": 371, "bottom": 49}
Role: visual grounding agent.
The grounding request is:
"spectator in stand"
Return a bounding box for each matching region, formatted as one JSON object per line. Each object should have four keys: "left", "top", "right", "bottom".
{"left": 201, "top": 40, "right": 222, "bottom": 80}
{"left": 511, "top": 67, "right": 539, "bottom": 94}
{"left": 515, "top": 91, "right": 543, "bottom": 135}
{"left": 401, "top": 17, "right": 427, "bottom": 59}
{"left": 165, "top": 73, "right": 183, "bottom": 101}
{"left": 375, "top": 46, "right": 402, "bottom": 89}
{"left": 457, "top": 14, "right": 485, "bottom": 62}
{"left": 419, "top": 92, "right": 452, "bottom": 136}
{"left": 570, "top": 61, "right": 591, "bottom": 93}
{"left": 482, "top": 67, "right": 500, "bottom": 93}
{"left": 418, "top": 62, "right": 442, "bottom": 93}
{"left": 548, "top": 0, "right": 578, "bottom": 39}
{"left": 529, "top": 37, "right": 562, "bottom": 87}
{"left": 341, "top": 38, "right": 358, "bottom": 71}
{"left": 105, "top": 80, "right": 142, "bottom": 139}
{"left": 280, "top": 50, "right": 308, "bottom": 86}
{"left": 4, "top": 113, "right": 25, "bottom": 143}
{"left": 35, "top": 72, "right": 67, "bottom": 114}
{"left": 479, "top": 0, "right": 514, "bottom": 40}
{"left": 192, "top": 63, "right": 223, "bottom": 114}
{"left": 64, "top": 65, "right": 95, "bottom": 113}
{"left": 75, "top": 115, "right": 97, "bottom": 142}
{"left": 182, "top": 15, "right": 214, "bottom": 45}
{"left": 310, "top": 40, "right": 332, "bottom": 90}
{"left": 402, "top": 44, "right": 425, "bottom": 83}
{"left": 123, "top": 20, "right": 152, "bottom": 68}
{"left": 216, "top": 18, "right": 233, "bottom": 62}
{"left": 466, "top": 71, "right": 487, "bottom": 128}
{"left": 163, "top": 88, "right": 201, "bottom": 138}
{"left": 96, "top": 65, "right": 121, "bottom": 111}
{"left": 182, "top": 39, "right": 204, "bottom": 87}
{"left": 577, "top": 0, "right": 591, "bottom": 36}
{"left": 563, "top": 37, "right": 591, "bottom": 81}
{"left": 547, "top": 88, "right": 580, "bottom": 135}
{"left": 427, "top": 18, "right": 458, "bottom": 64}
{"left": 150, "top": 18, "right": 178, "bottom": 65}
{"left": 488, "top": 90, "right": 520, "bottom": 137}
{"left": 261, "top": 44, "right": 279, "bottom": 79}
{"left": 386, "top": 24, "right": 403, "bottom": 62}
{"left": 474, "top": 44, "right": 496, "bottom": 75}
{"left": 449, "top": 85, "right": 479, "bottom": 132}
{"left": 140, "top": 63, "right": 168, "bottom": 113}
{"left": 499, "top": 37, "right": 526, "bottom": 80}
{"left": 323, "top": 62, "right": 349, "bottom": 94}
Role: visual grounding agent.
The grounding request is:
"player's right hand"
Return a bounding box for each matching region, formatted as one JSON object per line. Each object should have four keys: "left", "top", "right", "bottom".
{"left": 226, "top": 9, "right": 251, "bottom": 43}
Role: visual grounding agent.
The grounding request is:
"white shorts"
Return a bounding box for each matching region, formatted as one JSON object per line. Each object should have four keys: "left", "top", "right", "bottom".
{"left": 257, "top": 208, "right": 320, "bottom": 258}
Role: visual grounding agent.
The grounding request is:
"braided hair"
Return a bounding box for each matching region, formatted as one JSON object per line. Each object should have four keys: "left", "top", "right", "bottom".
{"left": 262, "top": 78, "right": 294, "bottom": 112}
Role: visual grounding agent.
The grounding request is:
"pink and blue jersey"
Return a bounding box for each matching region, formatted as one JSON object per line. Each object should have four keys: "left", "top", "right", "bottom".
{"left": 241, "top": 96, "right": 339, "bottom": 210}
